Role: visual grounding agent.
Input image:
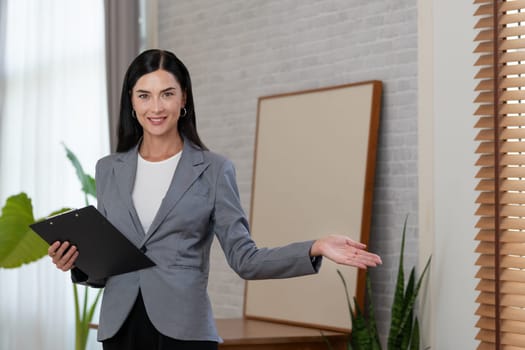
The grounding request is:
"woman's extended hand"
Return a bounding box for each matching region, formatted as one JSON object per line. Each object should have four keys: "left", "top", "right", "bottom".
{"left": 48, "top": 241, "right": 79, "bottom": 271}
{"left": 310, "top": 234, "right": 382, "bottom": 269}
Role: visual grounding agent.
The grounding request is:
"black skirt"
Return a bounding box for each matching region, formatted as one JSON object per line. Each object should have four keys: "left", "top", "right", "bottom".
{"left": 102, "top": 290, "right": 218, "bottom": 350}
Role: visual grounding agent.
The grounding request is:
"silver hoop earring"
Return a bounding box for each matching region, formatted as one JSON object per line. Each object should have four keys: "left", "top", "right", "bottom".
{"left": 131, "top": 110, "right": 137, "bottom": 119}
{"left": 180, "top": 107, "right": 187, "bottom": 117}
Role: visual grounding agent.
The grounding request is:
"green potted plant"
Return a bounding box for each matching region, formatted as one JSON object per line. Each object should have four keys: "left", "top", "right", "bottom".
{"left": 0, "top": 146, "right": 102, "bottom": 350}
{"left": 326, "top": 217, "right": 431, "bottom": 350}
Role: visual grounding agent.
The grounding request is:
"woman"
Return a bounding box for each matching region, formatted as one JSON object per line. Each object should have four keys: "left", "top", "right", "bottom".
{"left": 48, "top": 49, "right": 381, "bottom": 350}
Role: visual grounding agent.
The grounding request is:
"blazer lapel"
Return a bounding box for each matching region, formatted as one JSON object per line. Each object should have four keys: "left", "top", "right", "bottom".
{"left": 113, "top": 144, "right": 146, "bottom": 237}
{"left": 142, "top": 140, "right": 209, "bottom": 242}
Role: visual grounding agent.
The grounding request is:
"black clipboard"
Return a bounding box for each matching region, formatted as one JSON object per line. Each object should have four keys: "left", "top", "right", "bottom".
{"left": 30, "top": 205, "right": 155, "bottom": 279}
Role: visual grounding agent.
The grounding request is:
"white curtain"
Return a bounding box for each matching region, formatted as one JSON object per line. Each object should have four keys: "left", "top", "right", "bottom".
{"left": 0, "top": 1, "right": 109, "bottom": 349}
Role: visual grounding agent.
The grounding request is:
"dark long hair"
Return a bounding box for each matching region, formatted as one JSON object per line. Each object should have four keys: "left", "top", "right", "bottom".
{"left": 116, "top": 49, "right": 207, "bottom": 152}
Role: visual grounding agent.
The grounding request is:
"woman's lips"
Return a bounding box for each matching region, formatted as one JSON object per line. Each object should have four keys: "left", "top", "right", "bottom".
{"left": 147, "top": 116, "right": 167, "bottom": 125}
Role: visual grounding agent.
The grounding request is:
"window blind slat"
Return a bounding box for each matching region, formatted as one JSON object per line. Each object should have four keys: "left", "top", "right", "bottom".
{"left": 501, "top": 38, "right": 525, "bottom": 51}
{"left": 474, "top": 104, "right": 525, "bottom": 115}
{"left": 501, "top": 90, "right": 525, "bottom": 102}
{"left": 477, "top": 292, "right": 525, "bottom": 308}
{"left": 501, "top": 0, "right": 525, "bottom": 12}
{"left": 478, "top": 116, "right": 525, "bottom": 128}
{"left": 501, "top": 180, "right": 525, "bottom": 192}
{"left": 500, "top": 25, "right": 525, "bottom": 38}
{"left": 476, "top": 66, "right": 493, "bottom": 79}
{"left": 502, "top": 129, "right": 525, "bottom": 139}
{"left": 476, "top": 280, "right": 525, "bottom": 294}
{"left": 502, "top": 332, "right": 525, "bottom": 347}
{"left": 475, "top": 141, "right": 493, "bottom": 153}
{"left": 475, "top": 129, "right": 494, "bottom": 141}
{"left": 476, "top": 230, "right": 525, "bottom": 243}
{"left": 476, "top": 304, "right": 495, "bottom": 318}
{"left": 477, "top": 343, "right": 495, "bottom": 350}
{"left": 475, "top": 29, "right": 493, "bottom": 41}
{"left": 501, "top": 77, "right": 525, "bottom": 89}
{"left": 475, "top": 16, "right": 493, "bottom": 29}
{"left": 475, "top": 180, "right": 494, "bottom": 191}
{"left": 476, "top": 79, "right": 495, "bottom": 91}
{"left": 476, "top": 179, "right": 525, "bottom": 192}
{"left": 475, "top": 54, "right": 493, "bottom": 66}
{"left": 476, "top": 303, "right": 525, "bottom": 323}
{"left": 476, "top": 217, "right": 525, "bottom": 230}
{"left": 501, "top": 51, "right": 525, "bottom": 64}
{"left": 500, "top": 63, "right": 525, "bottom": 76}
{"left": 475, "top": 104, "right": 494, "bottom": 115}
{"left": 474, "top": 3, "right": 492, "bottom": 16}
{"left": 475, "top": 41, "right": 494, "bottom": 53}
{"left": 499, "top": 103, "right": 525, "bottom": 114}
{"left": 475, "top": 92, "right": 494, "bottom": 103}
{"left": 477, "top": 154, "right": 525, "bottom": 166}
{"left": 476, "top": 255, "right": 525, "bottom": 269}
{"left": 475, "top": 129, "right": 525, "bottom": 142}
{"left": 476, "top": 329, "right": 495, "bottom": 343}
{"left": 476, "top": 167, "right": 525, "bottom": 178}
{"left": 476, "top": 266, "right": 525, "bottom": 281}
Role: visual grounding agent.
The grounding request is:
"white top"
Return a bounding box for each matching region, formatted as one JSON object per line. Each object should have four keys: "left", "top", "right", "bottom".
{"left": 132, "top": 151, "right": 182, "bottom": 233}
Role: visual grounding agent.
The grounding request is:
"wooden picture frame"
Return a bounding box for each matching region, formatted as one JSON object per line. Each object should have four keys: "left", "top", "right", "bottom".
{"left": 244, "top": 81, "right": 382, "bottom": 331}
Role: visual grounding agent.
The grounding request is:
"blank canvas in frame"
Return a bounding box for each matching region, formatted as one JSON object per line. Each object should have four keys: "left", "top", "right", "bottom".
{"left": 245, "top": 81, "right": 382, "bottom": 331}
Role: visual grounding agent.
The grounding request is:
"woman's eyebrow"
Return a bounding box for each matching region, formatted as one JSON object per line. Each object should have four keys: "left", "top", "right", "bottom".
{"left": 134, "top": 87, "right": 177, "bottom": 94}
{"left": 161, "top": 87, "right": 177, "bottom": 93}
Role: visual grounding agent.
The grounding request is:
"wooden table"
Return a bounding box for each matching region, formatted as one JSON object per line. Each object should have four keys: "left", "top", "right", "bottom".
{"left": 90, "top": 318, "right": 348, "bottom": 349}
{"left": 216, "top": 318, "right": 348, "bottom": 350}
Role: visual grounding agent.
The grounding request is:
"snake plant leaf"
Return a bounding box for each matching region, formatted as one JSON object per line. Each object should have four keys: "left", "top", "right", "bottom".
{"left": 0, "top": 193, "right": 41, "bottom": 267}
{"left": 387, "top": 216, "right": 408, "bottom": 349}
{"left": 365, "top": 275, "right": 381, "bottom": 350}
{"left": 397, "top": 256, "right": 432, "bottom": 338}
{"left": 335, "top": 216, "right": 430, "bottom": 350}
{"left": 63, "top": 143, "right": 96, "bottom": 199}
{"left": 351, "top": 296, "right": 373, "bottom": 350}
{"left": 399, "top": 268, "right": 416, "bottom": 348}
{"left": 320, "top": 331, "right": 336, "bottom": 350}
{"left": 338, "top": 269, "right": 378, "bottom": 350}
{"left": 337, "top": 269, "right": 354, "bottom": 326}
{"left": 410, "top": 317, "right": 420, "bottom": 350}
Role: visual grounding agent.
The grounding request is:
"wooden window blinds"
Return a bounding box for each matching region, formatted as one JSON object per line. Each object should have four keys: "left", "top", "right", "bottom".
{"left": 474, "top": 0, "right": 525, "bottom": 349}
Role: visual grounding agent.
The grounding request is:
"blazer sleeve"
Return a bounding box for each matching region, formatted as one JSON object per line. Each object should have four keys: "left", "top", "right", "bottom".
{"left": 212, "top": 159, "right": 322, "bottom": 280}
{"left": 70, "top": 157, "right": 109, "bottom": 288}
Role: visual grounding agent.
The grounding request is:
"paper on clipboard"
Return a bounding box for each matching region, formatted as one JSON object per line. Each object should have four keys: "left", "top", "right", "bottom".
{"left": 30, "top": 205, "right": 155, "bottom": 279}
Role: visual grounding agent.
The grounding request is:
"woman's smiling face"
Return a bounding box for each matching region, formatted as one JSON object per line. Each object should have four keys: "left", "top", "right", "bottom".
{"left": 131, "top": 69, "right": 186, "bottom": 141}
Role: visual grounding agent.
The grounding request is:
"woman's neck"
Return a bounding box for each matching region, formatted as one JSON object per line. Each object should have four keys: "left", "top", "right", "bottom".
{"left": 139, "top": 134, "right": 184, "bottom": 162}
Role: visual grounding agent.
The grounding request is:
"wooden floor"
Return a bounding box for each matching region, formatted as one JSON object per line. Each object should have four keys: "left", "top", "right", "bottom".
{"left": 217, "top": 318, "right": 347, "bottom": 350}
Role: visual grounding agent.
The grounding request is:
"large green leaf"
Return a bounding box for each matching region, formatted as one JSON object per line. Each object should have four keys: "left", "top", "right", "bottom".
{"left": 0, "top": 193, "right": 43, "bottom": 267}
{"left": 0, "top": 193, "right": 71, "bottom": 268}
{"left": 63, "top": 144, "right": 96, "bottom": 199}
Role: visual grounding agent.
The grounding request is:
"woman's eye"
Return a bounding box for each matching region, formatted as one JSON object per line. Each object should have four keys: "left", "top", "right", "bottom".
{"left": 138, "top": 94, "right": 148, "bottom": 99}
{"left": 163, "top": 92, "right": 174, "bottom": 97}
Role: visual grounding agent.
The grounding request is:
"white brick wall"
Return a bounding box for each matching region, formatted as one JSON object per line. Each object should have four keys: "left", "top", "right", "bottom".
{"left": 158, "top": 0, "right": 418, "bottom": 343}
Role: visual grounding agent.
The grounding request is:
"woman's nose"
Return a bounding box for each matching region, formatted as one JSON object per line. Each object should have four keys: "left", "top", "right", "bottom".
{"left": 152, "top": 97, "right": 164, "bottom": 112}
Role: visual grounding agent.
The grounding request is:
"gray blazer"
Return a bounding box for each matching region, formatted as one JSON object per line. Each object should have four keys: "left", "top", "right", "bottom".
{"left": 74, "top": 139, "right": 321, "bottom": 342}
